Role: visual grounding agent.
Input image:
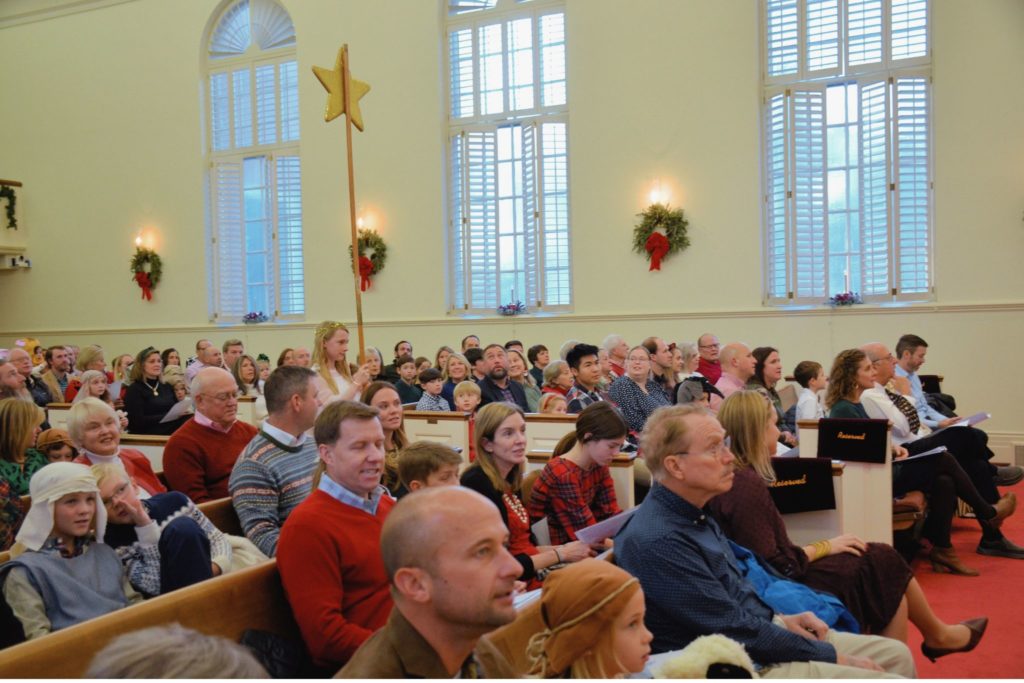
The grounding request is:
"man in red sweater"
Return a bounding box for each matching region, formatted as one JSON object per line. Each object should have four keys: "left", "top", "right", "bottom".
{"left": 277, "top": 400, "right": 394, "bottom": 670}
{"left": 163, "top": 368, "right": 257, "bottom": 503}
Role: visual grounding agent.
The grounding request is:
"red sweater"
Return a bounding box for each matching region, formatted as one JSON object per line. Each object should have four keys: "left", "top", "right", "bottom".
{"left": 277, "top": 489, "right": 394, "bottom": 669}
{"left": 74, "top": 448, "right": 167, "bottom": 496}
{"left": 163, "top": 418, "right": 258, "bottom": 503}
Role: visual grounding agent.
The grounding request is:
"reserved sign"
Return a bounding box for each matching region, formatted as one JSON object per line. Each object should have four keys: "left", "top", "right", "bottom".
{"left": 769, "top": 457, "right": 836, "bottom": 514}
{"left": 816, "top": 418, "right": 889, "bottom": 464}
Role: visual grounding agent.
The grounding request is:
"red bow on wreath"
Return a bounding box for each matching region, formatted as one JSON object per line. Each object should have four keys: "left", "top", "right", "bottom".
{"left": 134, "top": 271, "right": 153, "bottom": 300}
{"left": 645, "top": 232, "right": 670, "bottom": 271}
{"left": 358, "top": 255, "right": 375, "bottom": 292}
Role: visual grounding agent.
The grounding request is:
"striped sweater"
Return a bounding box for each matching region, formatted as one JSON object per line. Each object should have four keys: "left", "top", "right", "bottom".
{"left": 228, "top": 430, "right": 319, "bottom": 557}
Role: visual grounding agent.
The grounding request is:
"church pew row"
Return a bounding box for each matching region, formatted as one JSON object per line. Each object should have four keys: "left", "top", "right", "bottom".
{"left": 0, "top": 560, "right": 295, "bottom": 677}
{"left": 525, "top": 452, "right": 637, "bottom": 511}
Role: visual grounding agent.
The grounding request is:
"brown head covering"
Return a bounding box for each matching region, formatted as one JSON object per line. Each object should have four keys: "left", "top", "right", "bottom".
{"left": 526, "top": 559, "right": 640, "bottom": 676}
{"left": 36, "top": 428, "right": 73, "bottom": 452}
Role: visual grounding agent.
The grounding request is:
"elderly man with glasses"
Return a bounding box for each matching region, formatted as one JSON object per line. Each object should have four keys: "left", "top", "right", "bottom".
{"left": 696, "top": 333, "right": 723, "bottom": 384}
{"left": 163, "top": 367, "right": 258, "bottom": 503}
{"left": 616, "top": 404, "right": 916, "bottom": 678}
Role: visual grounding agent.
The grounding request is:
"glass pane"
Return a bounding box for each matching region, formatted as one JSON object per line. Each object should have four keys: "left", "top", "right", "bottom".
{"left": 827, "top": 170, "right": 847, "bottom": 210}
{"left": 232, "top": 68, "right": 252, "bottom": 148}
{"left": 247, "top": 253, "right": 267, "bottom": 284}
{"left": 498, "top": 198, "right": 514, "bottom": 234}
{"left": 247, "top": 285, "right": 269, "bottom": 315}
{"left": 848, "top": 124, "right": 859, "bottom": 165}
{"left": 245, "top": 224, "right": 266, "bottom": 251}
{"left": 826, "top": 85, "right": 846, "bottom": 125}
{"left": 828, "top": 254, "right": 850, "bottom": 294}
{"left": 828, "top": 212, "right": 848, "bottom": 252}
{"left": 827, "top": 127, "right": 847, "bottom": 167}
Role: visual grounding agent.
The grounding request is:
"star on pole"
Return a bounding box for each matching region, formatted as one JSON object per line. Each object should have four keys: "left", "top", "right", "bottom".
{"left": 312, "top": 46, "right": 371, "bottom": 131}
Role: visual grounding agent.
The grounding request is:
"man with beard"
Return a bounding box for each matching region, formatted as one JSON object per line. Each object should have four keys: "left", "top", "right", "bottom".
{"left": 8, "top": 348, "right": 56, "bottom": 406}
{"left": 477, "top": 344, "right": 529, "bottom": 411}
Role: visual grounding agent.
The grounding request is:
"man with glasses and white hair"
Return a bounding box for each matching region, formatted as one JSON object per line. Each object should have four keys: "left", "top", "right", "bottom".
{"left": 163, "top": 367, "right": 257, "bottom": 503}
{"left": 615, "top": 404, "right": 915, "bottom": 678}
{"left": 602, "top": 334, "right": 629, "bottom": 379}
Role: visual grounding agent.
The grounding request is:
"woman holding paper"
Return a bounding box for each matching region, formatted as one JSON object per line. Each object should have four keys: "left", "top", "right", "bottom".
{"left": 528, "top": 401, "right": 627, "bottom": 544}
{"left": 713, "top": 391, "right": 989, "bottom": 662}
{"left": 461, "top": 402, "right": 594, "bottom": 588}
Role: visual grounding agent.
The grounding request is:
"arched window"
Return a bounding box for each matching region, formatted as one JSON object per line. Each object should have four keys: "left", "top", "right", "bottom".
{"left": 203, "top": 0, "right": 303, "bottom": 322}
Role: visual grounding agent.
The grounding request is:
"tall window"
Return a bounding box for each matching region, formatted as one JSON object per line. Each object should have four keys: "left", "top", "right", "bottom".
{"left": 445, "top": 0, "right": 571, "bottom": 313}
{"left": 204, "top": 0, "right": 303, "bottom": 322}
{"left": 761, "top": 0, "right": 931, "bottom": 304}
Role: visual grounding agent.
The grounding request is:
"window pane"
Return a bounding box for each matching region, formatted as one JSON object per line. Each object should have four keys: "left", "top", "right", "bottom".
{"left": 766, "top": 0, "right": 799, "bottom": 77}
{"left": 891, "top": 0, "right": 928, "bottom": 60}
{"left": 280, "top": 61, "right": 300, "bottom": 142}
{"left": 806, "top": 0, "right": 839, "bottom": 71}
{"left": 255, "top": 64, "right": 277, "bottom": 145}
{"left": 232, "top": 68, "right": 252, "bottom": 148}
{"left": 848, "top": 0, "right": 883, "bottom": 66}
{"left": 479, "top": 24, "right": 505, "bottom": 115}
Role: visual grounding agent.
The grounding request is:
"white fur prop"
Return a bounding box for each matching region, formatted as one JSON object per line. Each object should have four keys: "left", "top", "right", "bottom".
{"left": 652, "top": 634, "right": 758, "bottom": 678}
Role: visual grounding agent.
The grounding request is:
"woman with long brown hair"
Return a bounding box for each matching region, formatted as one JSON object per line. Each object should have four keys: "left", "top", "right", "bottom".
{"left": 460, "top": 402, "right": 593, "bottom": 587}
{"left": 0, "top": 398, "right": 47, "bottom": 496}
{"left": 359, "top": 381, "right": 408, "bottom": 496}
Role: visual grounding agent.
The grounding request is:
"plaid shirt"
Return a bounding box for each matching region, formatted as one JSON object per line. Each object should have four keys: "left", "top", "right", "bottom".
{"left": 528, "top": 456, "right": 620, "bottom": 544}
{"left": 565, "top": 383, "right": 605, "bottom": 414}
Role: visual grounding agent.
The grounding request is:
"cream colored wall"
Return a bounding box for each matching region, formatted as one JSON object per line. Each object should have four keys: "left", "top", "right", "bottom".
{"left": 0, "top": 0, "right": 1021, "bottom": 456}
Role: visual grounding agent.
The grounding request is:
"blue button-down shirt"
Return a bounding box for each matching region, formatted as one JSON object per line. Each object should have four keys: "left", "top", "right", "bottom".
{"left": 615, "top": 484, "right": 836, "bottom": 665}
{"left": 318, "top": 473, "right": 389, "bottom": 516}
{"left": 894, "top": 365, "right": 946, "bottom": 428}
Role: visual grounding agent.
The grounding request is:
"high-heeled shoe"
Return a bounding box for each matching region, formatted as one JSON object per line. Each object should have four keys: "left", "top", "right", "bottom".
{"left": 921, "top": 617, "right": 988, "bottom": 662}
{"left": 929, "top": 546, "right": 980, "bottom": 576}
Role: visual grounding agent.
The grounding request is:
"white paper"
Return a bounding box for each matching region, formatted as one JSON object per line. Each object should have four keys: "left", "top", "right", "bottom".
{"left": 897, "top": 445, "right": 947, "bottom": 462}
{"left": 160, "top": 398, "right": 194, "bottom": 423}
{"left": 513, "top": 588, "right": 542, "bottom": 611}
{"left": 575, "top": 507, "right": 638, "bottom": 545}
{"left": 929, "top": 411, "right": 990, "bottom": 436}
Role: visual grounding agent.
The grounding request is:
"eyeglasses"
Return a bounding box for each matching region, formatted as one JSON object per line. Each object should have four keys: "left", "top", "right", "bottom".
{"left": 871, "top": 353, "right": 895, "bottom": 365}
{"left": 672, "top": 436, "right": 732, "bottom": 460}
{"left": 201, "top": 391, "right": 238, "bottom": 403}
{"left": 698, "top": 343, "right": 721, "bottom": 350}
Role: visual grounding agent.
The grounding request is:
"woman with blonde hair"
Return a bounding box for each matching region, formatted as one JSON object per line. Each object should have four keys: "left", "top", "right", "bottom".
{"left": 0, "top": 399, "right": 47, "bottom": 496}
{"left": 440, "top": 351, "right": 471, "bottom": 407}
{"left": 360, "top": 381, "right": 409, "bottom": 495}
{"left": 525, "top": 559, "right": 652, "bottom": 678}
{"left": 311, "top": 321, "right": 371, "bottom": 407}
{"left": 541, "top": 360, "right": 574, "bottom": 396}
{"left": 434, "top": 345, "right": 454, "bottom": 372}
{"left": 460, "top": 402, "right": 593, "bottom": 588}
{"left": 507, "top": 348, "right": 542, "bottom": 412}
{"left": 712, "top": 390, "right": 988, "bottom": 660}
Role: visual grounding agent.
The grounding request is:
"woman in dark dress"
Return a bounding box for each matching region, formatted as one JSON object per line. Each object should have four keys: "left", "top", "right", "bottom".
{"left": 747, "top": 346, "right": 797, "bottom": 446}
{"left": 712, "top": 390, "right": 987, "bottom": 660}
{"left": 460, "top": 402, "right": 593, "bottom": 588}
{"left": 123, "top": 347, "right": 189, "bottom": 435}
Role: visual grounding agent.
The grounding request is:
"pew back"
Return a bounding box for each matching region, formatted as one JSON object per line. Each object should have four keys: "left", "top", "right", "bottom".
{"left": 0, "top": 560, "right": 295, "bottom": 677}
{"left": 523, "top": 413, "right": 576, "bottom": 453}
{"left": 119, "top": 434, "right": 169, "bottom": 471}
{"left": 402, "top": 411, "right": 472, "bottom": 465}
{"left": 525, "top": 452, "right": 637, "bottom": 510}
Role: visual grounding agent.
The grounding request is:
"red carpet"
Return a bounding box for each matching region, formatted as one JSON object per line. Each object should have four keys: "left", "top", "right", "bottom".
{"left": 907, "top": 481, "right": 1024, "bottom": 678}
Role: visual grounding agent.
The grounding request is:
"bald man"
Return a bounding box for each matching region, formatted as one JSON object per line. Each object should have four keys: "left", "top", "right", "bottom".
{"left": 338, "top": 487, "right": 519, "bottom": 678}
{"left": 710, "top": 343, "right": 756, "bottom": 412}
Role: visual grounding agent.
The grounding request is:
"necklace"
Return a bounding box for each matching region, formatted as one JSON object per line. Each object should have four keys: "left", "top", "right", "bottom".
{"left": 503, "top": 492, "right": 529, "bottom": 525}
{"left": 143, "top": 378, "right": 160, "bottom": 396}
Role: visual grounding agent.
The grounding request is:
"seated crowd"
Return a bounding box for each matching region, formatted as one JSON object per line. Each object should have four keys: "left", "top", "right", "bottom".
{"left": 0, "top": 326, "right": 1020, "bottom": 679}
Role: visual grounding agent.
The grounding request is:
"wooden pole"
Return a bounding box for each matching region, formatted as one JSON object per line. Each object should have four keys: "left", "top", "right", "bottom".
{"left": 341, "top": 44, "right": 366, "bottom": 362}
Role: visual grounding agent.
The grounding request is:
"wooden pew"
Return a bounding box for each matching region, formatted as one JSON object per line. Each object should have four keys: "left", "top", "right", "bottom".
{"left": 523, "top": 413, "right": 576, "bottom": 453}
{"left": 236, "top": 395, "right": 259, "bottom": 426}
{"left": 525, "top": 452, "right": 637, "bottom": 510}
{"left": 44, "top": 402, "right": 72, "bottom": 431}
{"left": 402, "top": 411, "right": 472, "bottom": 465}
{"left": 119, "top": 434, "right": 169, "bottom": 472}
{"left": 0, "top": 560, "right": 297, "bottom": 677}
{"left": 785, "top": 419, "right": 893, "bottom": 546}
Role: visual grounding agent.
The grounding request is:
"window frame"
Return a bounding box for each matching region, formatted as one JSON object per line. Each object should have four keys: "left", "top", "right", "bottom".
{"left": 443, "top": 0, "right": 572, "bottom": 315}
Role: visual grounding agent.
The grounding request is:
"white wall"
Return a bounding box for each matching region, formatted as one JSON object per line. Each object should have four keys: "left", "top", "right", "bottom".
{"left": 1, "top": 0, "right": 1021, "bottom": 457}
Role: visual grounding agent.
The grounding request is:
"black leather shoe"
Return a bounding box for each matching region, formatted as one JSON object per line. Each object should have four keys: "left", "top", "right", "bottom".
{"left": 977, "top": 536, "right": 1024, "bottom": 559}
{"left": 994, "top": 465, "right": 1024, "bottom": 487}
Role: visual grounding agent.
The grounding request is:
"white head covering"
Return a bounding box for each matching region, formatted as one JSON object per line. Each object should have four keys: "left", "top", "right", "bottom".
{"left": 15, "top": 462, "right": 107, "bottom": 552}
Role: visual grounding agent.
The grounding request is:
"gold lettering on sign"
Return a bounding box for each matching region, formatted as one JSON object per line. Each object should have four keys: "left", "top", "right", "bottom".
{"left": 837, "top": 431, "right": 866, "bottom": 441}
{"left": 769, "top": 475, "right": 808, "bottom": 488}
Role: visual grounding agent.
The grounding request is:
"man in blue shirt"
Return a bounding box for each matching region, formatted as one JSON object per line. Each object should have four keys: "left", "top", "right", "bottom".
{"left": 616, "top": 404, "right": 915, "bottom": 678}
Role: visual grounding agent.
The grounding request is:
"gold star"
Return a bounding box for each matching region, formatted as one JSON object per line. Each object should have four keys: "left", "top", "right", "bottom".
{"left": 312, "top": 46, "right": 371, "bottom": 131}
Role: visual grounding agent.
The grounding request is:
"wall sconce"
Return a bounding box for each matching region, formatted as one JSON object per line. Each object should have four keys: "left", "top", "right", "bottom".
{"left": 648, "top": 180, "right": 670, "bottom": 206}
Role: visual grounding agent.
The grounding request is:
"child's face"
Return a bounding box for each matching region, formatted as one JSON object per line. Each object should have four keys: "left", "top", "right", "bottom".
{"left": 454, "top": 393, "right": 480, "bottom": 412}
{"left": 52, "top": 491, "right": 96, "bottom": 542}
{"left": 605, "top": 588, "right": 653, "bottom": 676}
{"left": 258, "top": 361, "right": 271, "bottom": 381}
{"left": 174, "top": 384, "right": 188, "bottom": 401}
{"left": 417, "top": 360, "right": 431, "bottom": 375}
{"left": 423, "top": 378, "right": 443, "bottom": 396}
{"left": 399, "top": 362, "right": 418, "bottom": 382}
{"left": 544, "top": 398, "right": 567, "bottom": 414}
{"left": 810, "top": 369, "right": 828, "bottom": 392}
{"left": 424, "top": 463, "right": 460, "bottom": 488}
{"left": 45, "top": 444, "right": 74, "bottom": 463}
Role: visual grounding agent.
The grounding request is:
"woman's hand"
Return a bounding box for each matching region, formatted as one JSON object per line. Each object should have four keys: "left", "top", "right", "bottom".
{"left": 558, "top": 541, "right": 596, "bottom": 563}
{"left": 829, "top": 534, "right": 867, "bottom": 557}
{"left": 352, "top": 364, "right": 372, "bottom": 388}
{"left": 893, "top": 445, "right": 909, "bottom": 460}
{"left": 781, "top": 430, "right": 798, "bottom": 446}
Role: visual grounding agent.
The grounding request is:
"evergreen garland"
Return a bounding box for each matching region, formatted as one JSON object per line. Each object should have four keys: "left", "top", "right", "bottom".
{"left": 632, "top": 202, "right": 690, "bottom": 262}
{"left": 0, "top": 186, "right": 16, "bottom": 230}
{"left": 347, "top": 228, "right": 388, "bottom": 275}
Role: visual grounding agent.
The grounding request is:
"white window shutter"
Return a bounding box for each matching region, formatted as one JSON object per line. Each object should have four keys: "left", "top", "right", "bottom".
{"left": 791, "top": 87, "right": 827, "bottom": 300}
{"left": 893, "top": 75, "right": 930, "bottom": 295}
{"left": 890, "top": 0, "right": 928, "bottom": 61}
{"left": 212, "top": 161, "right": 246, "bottom": 319}
{"left": 806, "top": 0, "right": 841, "bottom": 74}
{"left": 232, "top": 68, "right": 253, "bottom": 148}
{"left": 765, "top": 0, "right": 799, "bottom": 78}
{"left": 847, "top": 0, "right": 884, "bottom": 68}
{"left": 210, "top": 72, "right": 231, "bottom": 152}
{"left": 255, "top": 63, "right": 277, "bottom": 146}
{"left": 466, "top": 129, "right": 498, "bottom": 309}
{"left": 540, "top": 121, "right": 570, "bottom": 307}
{"left": 858, "top": 78, "right": 891, "bottom": 298}
{"left": 449, "top": 28, "right": 475, "bottom": 119}
{"left": 764, "top": 91, "right": 789, "bottom": 301}
{"left": 520, "top": 122, "right": 539, "bottom": 307}
{"left": 276, "top": 155, "right": 304, "bottom": 315}
{"left": 449, "top": 133, "right": 468, "bottom": 310}
{"left": 279, "top": 61, "right": 299, "bottom": 141}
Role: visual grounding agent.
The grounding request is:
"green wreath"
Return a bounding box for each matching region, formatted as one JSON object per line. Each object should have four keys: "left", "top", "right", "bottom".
{"left": 0, "top": 186, "right": 16, "bottom": 230}
{"left": 348, "top": 228, "right": 388, "bottom": 275}
{"left": 632, "top": 203, "right": 690, "bottom": 265}
{"left": 130, "top": 248, "right": 162, "bottom": 300}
